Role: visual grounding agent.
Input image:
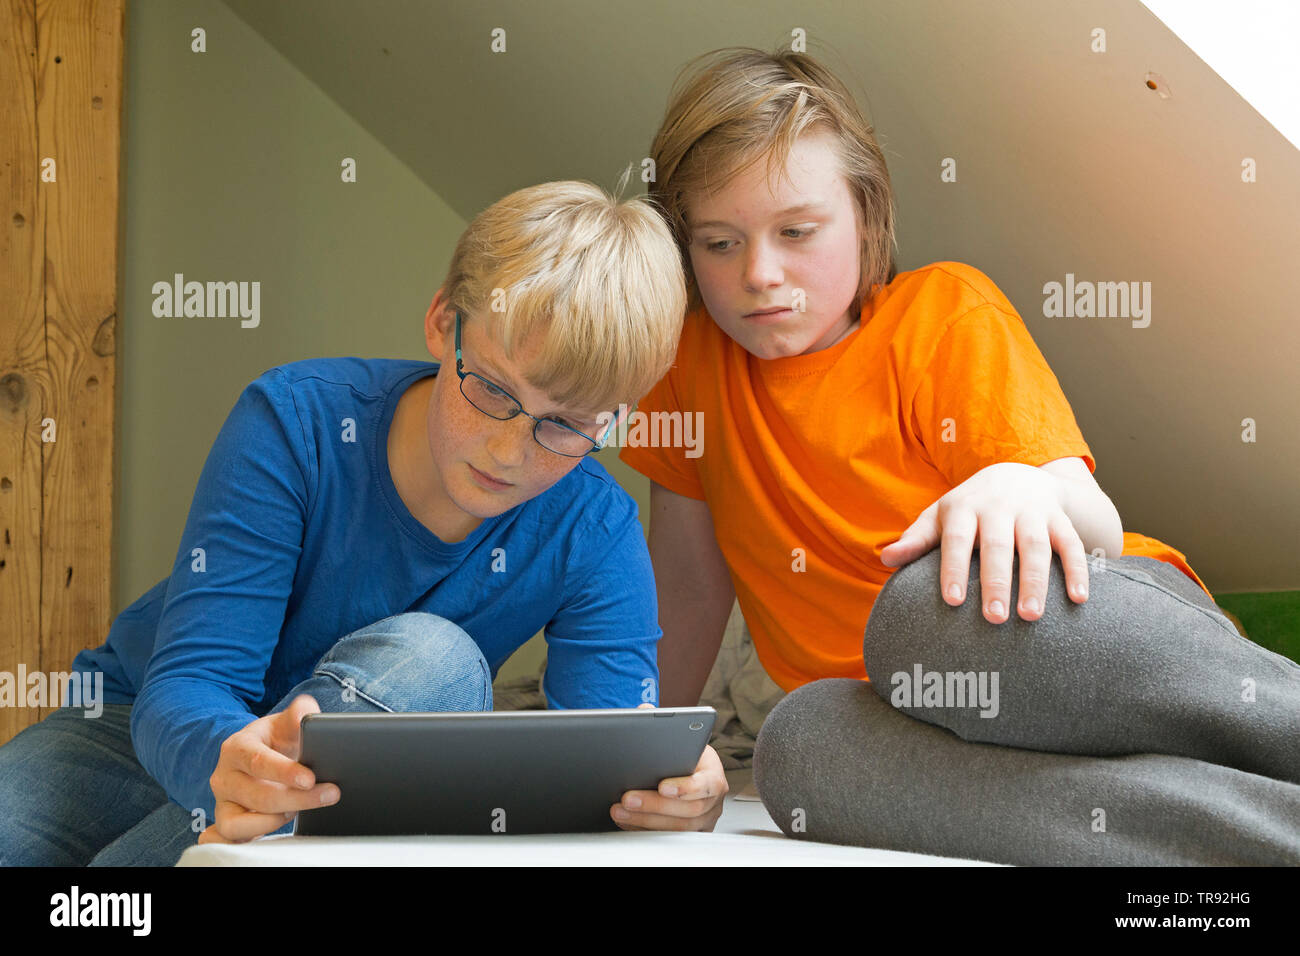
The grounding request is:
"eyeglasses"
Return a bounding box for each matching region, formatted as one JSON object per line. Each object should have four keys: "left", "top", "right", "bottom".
{"left": 453, "top": 311, "right": 616, "bottom": 457}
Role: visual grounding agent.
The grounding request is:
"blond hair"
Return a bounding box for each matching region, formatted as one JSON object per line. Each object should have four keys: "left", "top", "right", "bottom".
{"left": 440, "top": 176, "right": 686, "bottom": 413}
{"left": 649, "top": 47, "right": 898, "bottom": 316}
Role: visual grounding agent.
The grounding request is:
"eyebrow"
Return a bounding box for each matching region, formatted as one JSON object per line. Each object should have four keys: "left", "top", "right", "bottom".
{"left": 473, "top": 354, "right": 521, "bottom": 394}
{"left": 473, "top": 354, "right": 598, "bottom": 425}
{"left": 689, "top": 202, "right": 830, "bottom": 232}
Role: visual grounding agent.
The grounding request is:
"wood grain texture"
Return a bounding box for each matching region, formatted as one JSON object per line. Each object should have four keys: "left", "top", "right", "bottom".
{"left": 0, "top": 0, "right": 123, "bottom": 743}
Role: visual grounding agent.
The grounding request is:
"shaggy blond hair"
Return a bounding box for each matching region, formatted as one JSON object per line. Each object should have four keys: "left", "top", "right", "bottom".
{"left": 440, "top": 176, "right": 686, "bottom": 413}
{"left": 649, "top": 46, "right": 898, "bottom": 316}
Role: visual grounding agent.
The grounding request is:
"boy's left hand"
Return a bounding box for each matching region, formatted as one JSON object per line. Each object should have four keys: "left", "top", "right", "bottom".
{"left": 879, "top": 462, "right": 1090, "bottom": 623}
{"left": 611, "top": 703, "right": 728, "bottom": 831}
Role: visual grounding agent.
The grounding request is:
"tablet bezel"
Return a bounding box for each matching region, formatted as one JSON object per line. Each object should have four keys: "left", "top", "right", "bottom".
{"left": 292, "top": 706, "right": 717, "bottom": 836}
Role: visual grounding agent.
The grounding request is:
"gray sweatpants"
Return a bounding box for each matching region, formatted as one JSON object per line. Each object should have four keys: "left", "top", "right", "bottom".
{"left": 752, "top": 550, "right": 1300, "bottom": 865}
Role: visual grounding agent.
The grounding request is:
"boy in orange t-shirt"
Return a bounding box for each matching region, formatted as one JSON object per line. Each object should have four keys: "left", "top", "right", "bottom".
{"left": 622, "top": 258, "right": 1211, "bottom": 693}
{"left": 614, "top": 48, "right": 1300, "bottom": 864}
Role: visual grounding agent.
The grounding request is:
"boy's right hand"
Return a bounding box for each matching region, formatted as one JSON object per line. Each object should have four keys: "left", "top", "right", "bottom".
{"left": 199, "top": 693, "right": 340, "bottom": 844}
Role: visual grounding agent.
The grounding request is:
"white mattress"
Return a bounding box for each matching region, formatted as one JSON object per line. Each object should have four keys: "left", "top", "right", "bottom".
{"left": 177, "top": 769, "right": 998, "bottom": 866}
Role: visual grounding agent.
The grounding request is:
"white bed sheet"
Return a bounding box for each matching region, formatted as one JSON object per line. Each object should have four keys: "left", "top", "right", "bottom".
{"left": 177, "top": 769, "right": 999, "bottom": 866}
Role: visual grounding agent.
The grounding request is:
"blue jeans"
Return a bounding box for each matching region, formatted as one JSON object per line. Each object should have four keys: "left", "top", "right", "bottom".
{"left": 0, "top": 612, "right": 493, "bottom": 866}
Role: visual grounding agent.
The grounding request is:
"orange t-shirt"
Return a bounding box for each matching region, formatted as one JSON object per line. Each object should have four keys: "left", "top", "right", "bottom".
{"left": 619, "top": 261, "right": 1210, "bottom": 692}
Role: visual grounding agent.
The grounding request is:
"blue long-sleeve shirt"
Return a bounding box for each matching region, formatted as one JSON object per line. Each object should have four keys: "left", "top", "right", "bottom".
{"left": 72, "top": 357, "right": 661, "bottom": 824}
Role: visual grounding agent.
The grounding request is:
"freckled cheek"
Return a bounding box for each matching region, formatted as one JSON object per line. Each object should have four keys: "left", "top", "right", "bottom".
{"left": 430, "top": 391, "right": 480, "bottom": 469}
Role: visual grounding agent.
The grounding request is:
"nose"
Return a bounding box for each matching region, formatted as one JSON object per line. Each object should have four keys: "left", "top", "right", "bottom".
{"left": 743, "top": 237, "right": 783, "bottom": 292}
{"left": 484, "top": 411, "right": 532, "bottom": 469}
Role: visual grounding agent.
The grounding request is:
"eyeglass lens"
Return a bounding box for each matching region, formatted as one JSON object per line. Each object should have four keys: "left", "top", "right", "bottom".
{"left": 461, "top": 375, "right": 595, "bottom": 455}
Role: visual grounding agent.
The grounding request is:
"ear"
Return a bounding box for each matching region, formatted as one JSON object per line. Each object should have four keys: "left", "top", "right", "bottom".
{"left": 424, "top": 288, "right": 456, "bottom": 359}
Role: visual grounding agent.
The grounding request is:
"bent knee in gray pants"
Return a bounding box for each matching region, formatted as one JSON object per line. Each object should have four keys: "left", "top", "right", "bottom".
{"left": 753, "top": 549, "right": 1300, "bottom": 865}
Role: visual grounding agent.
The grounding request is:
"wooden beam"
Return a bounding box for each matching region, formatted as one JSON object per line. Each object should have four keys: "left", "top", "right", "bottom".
{"left": 0, "top": 0, "right": 124, "bottom": 742}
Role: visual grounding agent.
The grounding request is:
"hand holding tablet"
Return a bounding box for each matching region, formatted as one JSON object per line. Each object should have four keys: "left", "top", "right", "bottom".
{"left": 293, "top": 705, "right": 717, "bottom": 836}
{"left": 609, "top": 707, "right": 730, "bottom": 832}
{"left": 201, "top": 693, "right": 339, "bottom": 846}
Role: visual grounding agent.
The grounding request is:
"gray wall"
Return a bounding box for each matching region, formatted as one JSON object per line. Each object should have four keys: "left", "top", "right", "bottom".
{"left": 116, "top": 0, "right": 1298, "bottom": 678}
{"left": 116, "top": 3, "right": 468, "bottom": 607}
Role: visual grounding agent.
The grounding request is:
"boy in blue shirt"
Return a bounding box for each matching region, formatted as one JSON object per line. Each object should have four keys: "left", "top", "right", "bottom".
{"left": 0, "top": 179, "right": 729, "bottom": 865}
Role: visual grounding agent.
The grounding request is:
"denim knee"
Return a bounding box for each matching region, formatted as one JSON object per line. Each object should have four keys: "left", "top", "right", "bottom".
{"left": 87, "top": 801, "right": 199, "bottom": 867}
{"left": 303, "top": 612, "right": 493, "bottom": 713}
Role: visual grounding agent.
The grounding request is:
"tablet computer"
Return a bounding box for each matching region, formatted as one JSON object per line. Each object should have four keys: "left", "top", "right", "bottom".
{"left": 292, "top": 706, "right": 717, "bottom": 836}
